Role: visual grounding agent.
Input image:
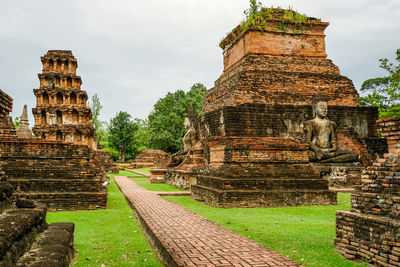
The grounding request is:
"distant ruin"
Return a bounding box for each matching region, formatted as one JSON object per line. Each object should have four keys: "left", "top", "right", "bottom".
{"left": 16, "top": 105, "right": 32, "bottom": 138}
{"left": 32, "top": 50, "right": 97, "bottom": 149}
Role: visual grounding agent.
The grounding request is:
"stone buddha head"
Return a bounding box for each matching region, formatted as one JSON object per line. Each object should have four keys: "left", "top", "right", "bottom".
{"left": 312, "top": 93, "right": 328, "bottom": 119}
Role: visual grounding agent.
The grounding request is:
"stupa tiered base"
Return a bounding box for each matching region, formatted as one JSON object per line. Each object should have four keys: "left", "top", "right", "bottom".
{"left": 191, "top": 137, "right": 337, "bottom": 207}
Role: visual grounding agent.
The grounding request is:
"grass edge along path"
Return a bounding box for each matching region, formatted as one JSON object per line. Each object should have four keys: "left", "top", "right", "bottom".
{"left": 46, "top": 176, "right": 163, "bottom": 267}
{"left": 165, "top": 193, "right": 369, "bottom": 267}
{"left": 113, "top": 168, "right": 184, "bottom": 192}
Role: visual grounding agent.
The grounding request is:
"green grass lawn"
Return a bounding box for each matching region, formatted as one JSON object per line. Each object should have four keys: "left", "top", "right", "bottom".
{"left": 46, "top": 177, "right": 163, "bottom": 267}
{"left": 164, "top": 193, "right": 368, "bottom": 267}
{"left": 134, "top": 168, "right": 151, "bottom": 174}
{"left": 130, "top": 177, "right": 184, "bottom": 192}
{"left": 108, "top": 170, "right": 138, "bottom": 177}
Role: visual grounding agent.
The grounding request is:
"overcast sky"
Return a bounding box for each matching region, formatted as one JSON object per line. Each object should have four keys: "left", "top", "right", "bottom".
{"left": 1, "top": 0, "right": 399, "bottom": 124}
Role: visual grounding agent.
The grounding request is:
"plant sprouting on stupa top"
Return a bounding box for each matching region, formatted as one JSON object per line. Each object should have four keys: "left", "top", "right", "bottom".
{"left": 219, "top": 1, "right": 318, "bottom": 49}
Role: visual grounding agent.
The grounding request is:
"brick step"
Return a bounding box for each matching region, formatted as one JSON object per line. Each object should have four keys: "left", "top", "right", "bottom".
{"left": 198, "top": 164, "right": 320, "bottom": 179}
{"left": 4, "top": 169, "right": 99, "bottom": 178}
{"left": 196, "top": 175, "right": 329, "bottom": 190}
{"left": 191, "top": 184, "right": 337, "bottom": 208}
{"left": 9, "top": 179, "right": 103, "bottom": 192}
{"left": 13, "top": 192, "right": 107, "bottom": 211}
{"left": 16, "top": 222, "right": 74, "bottom": 267}
{"left": 0, "top": 205, "right": 47, "bottom": 266}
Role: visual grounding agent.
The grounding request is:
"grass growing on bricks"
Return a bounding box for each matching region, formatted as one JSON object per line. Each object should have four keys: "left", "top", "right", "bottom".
{"left": 47, "top": 176, "right": 163, "bottom": 267}
{"left": 164, "top": 193, "right": 368, "bottom": 267}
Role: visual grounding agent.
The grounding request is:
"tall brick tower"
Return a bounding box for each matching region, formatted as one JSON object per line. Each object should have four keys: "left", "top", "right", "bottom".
{"left": 32, "top": 50, "right": 97, "bottom": 149}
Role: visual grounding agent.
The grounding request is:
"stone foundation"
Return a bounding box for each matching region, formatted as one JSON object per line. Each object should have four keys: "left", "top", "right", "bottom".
{"left": 149, "top": 168, "right": 167, "bottom": 183}
{"left": 311, "top": 162, "right": 364, "bottom": 188}
{"left": 165, "top": 170, "right": 196, "bottom": 190}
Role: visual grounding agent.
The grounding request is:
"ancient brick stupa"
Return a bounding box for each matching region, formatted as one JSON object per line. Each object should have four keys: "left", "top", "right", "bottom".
{"left": 190, "top": 8, "right": 384, "bottom": 207}
{"left": 32, "top": 50, "right": 97, "bottom": 150}
{"left": 16, "top": 104, "right": 32, "bottom": 138}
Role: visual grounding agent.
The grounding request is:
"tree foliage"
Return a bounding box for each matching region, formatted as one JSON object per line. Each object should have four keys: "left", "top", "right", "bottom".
{"left": 147, "top": 83, "right": 207, "bottom": 153}
{"left": 108, "top": 111, "right": 138, "bottom": 162}
{"left": 13, "top": 116, "right": 21, "bottom": 130}
{"left": 90, "top": 94, "right": 108, "bottom": 142}
{"left": 360, "top": 48, "right": 400, "bottom": 118}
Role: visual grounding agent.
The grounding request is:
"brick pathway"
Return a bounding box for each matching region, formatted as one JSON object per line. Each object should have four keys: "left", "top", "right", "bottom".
{"left": 115, "top": 176, "right": 302, "bottom": 267}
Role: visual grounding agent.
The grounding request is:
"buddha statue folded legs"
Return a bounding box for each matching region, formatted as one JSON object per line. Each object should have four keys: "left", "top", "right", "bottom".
{"left": 304, "top": 92, "right": 360, "bottom": 163}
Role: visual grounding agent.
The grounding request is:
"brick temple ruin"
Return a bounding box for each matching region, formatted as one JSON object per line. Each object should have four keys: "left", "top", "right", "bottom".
{"left": 0, "top": 50, "right": 110, "bottom": 211}
{"left": 165, "top": 8, "right": 387, "bottom": 207}
{"left": 335, "top": 117, "right": 400, "bottom": 266}
{"left": 32, "top": 50, "right": 97, "bottom": 149}
{"left": 0, "top": 89, "right": 75, "bottom": 266}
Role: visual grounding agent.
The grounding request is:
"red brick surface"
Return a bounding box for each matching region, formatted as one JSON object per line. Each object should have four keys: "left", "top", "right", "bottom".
{"left": 115, "top": 176, "right": 302, "bottom": 267}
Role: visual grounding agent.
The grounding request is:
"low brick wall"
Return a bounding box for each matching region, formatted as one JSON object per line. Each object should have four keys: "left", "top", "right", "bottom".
{"left": 335, "top": 155, "right": 400, "bottom": 266}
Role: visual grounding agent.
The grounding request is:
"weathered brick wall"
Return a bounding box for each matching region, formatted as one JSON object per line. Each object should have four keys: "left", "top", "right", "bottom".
{"left": 203, "top": 68, "right": 359, "bottom": 113}
{"left": 198, "top": 104, "right": 378, "bottom": 139}
{"left": 0, "top": 90, "right": 74, "bottom": 266}
{"left": 377, "top": 117, "right": 400, "bottom": 155}
{"left": 131, "top": 149, "right": 170, "bottom": 168}
{"left": 96, "top": 149, "right": 116, "bottom": 173}
{"left": 220, "top": 9, "right": 329, "bottom": 71}
{"left": 196, "top": 104, "right": 385, "bottom": 163}
{"left": 335, "top": 154, "right": 400, "bottom": 266}
{"left": 0, "top": 137, "right": 107, "bottom": 211}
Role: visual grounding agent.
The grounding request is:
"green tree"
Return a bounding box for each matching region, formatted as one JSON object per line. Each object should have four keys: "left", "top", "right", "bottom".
{"left": 133, "top": 118, "right": 149, "bottom": 153}
{"left": 13, "top": 116, "right": 21, "bottom": 130}
{"left": 108, "top": 111, "right": 138, "bottom": 162}
{"left": 90, "top": 93, "right": 108, "bottom": 142}
{"left": 360, "top": 48, "right": 400, "bottom": 118}
{"left": 147, "top": 83, "right": 207, "bottom": 153}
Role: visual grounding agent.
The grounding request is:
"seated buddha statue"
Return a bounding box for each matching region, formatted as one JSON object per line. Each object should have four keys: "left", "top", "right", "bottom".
{"left": 168, "top": 112, "right": 197, "bottom": 167}
{"left": 304, "top": 93, "right": 359, "bottom": 163}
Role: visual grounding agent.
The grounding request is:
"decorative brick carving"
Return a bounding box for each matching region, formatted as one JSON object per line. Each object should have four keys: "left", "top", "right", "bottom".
{"left": 32, "top": 50, "right": 97, "bottom": 150}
